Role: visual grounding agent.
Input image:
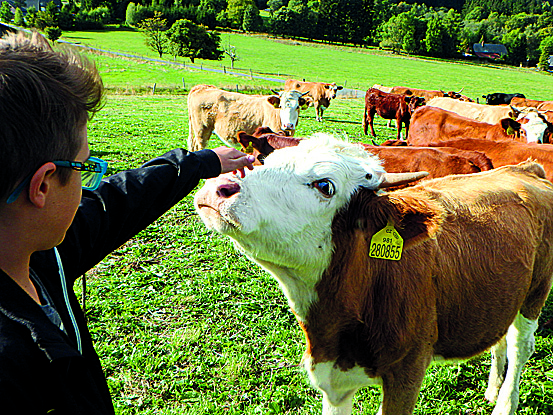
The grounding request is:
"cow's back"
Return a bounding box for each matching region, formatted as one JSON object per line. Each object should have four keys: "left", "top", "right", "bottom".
{"left": 427, "top": 97, "right": 515, "bottom": 124}
{"left": 392, "top": 162, "right": 553, "bottom": 356}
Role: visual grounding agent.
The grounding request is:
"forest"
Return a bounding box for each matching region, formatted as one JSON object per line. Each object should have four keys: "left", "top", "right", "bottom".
{"left": 2, "top": 0, "right": 553, "bottom": 68}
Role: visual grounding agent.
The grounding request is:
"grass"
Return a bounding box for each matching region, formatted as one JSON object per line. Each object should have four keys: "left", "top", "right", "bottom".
{"left": 61, "top": 27, "right": 553, "bottom": 100}
{"left": 66, "top": 31, "right": 553, "bottom": 414}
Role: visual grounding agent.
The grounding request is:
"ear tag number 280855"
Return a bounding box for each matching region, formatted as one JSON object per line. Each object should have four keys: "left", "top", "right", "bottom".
{"left": 369, "top": 221, "right": 403, "bottom": 260}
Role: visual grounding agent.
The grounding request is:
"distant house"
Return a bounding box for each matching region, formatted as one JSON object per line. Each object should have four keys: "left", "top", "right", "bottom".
{"left": 473, "top": 43, "right": 508, "bottom": 60}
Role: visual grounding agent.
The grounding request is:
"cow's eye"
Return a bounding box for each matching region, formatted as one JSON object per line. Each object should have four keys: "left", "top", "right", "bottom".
{"left": 311, "top": 179, "right": 335, "bottom": 198}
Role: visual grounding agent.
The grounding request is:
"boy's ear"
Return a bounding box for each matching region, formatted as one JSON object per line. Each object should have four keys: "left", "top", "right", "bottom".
{"left": 28, "top": 163, "right": 57, "bottom": 208}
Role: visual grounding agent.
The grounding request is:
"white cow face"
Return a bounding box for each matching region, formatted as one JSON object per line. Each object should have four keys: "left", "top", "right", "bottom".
{"left": 194, "top": 134, "right": 385, "bottom": 275}
{"left": 518, "top": 111, "right": 548, "bottom": 143}
{"left": 272, "top": 90, "right": 308, "bottom": 133}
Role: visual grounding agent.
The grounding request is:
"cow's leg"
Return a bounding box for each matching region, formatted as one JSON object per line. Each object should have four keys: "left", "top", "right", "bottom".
{"left": 491, "top": 313, "right": 538, "bottom": 415}
{"left": 380, "top": 350, "right": 431, "bottom": 415}
{"left": 315, "top": 103, "right": 322, "bottom": 122}
{"left": 485, "top": 336, "right": 507, "bottom": 403}
{"left": 322, "top": 391, "right": 354, "bottom": 415}
{"left": 369, "top": 110, "right": 377, "bottom": 137}
{"left": 395, "top": 118, "right": 403, "bottom": 141}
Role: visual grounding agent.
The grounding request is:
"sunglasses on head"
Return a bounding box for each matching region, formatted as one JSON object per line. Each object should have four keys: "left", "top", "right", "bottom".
{"left": 6, "top": 156, "right": 108, "bottom": 204}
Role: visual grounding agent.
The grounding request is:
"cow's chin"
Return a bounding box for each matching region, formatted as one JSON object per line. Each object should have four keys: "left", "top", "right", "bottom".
{"left": 195, "top": 204, "right": 241, "bottom": 235}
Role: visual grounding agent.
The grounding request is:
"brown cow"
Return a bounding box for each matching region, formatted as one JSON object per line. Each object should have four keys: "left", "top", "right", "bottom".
{"left": 425, "top": 138, "right": 553, "bottom": 182}
{"left": 390, "top": 85, "right": 465, "bottom": 101}
{"left": 187, "top": 84, "right": 308, "bottom": 151}
{"left": 284, "top": 79, "right": 343, "bottom": 121}
{"left": 237, "top": 130, "right": 493, "bottom": 184}
{"left": 364, "top": 88, "right": 425, "bottom": 140}
{"left": 408, "top": 106, "right": 523, "bottom": 145}
{"left": 195, "top": 135, "right": 553, "bottom": 415}
{"left": 510, "top": 97, "right": 553, "bottom": 111}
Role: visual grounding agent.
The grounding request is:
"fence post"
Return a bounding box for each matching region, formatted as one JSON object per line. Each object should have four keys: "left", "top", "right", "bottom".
{"left": 224, "top": 66, "right": 226, "bottom": 74}
{"left": 152, "top": 83, "right": 156, "bottom": 94}
{"left": 250, "top": 68, "right": 253, "bottom": 80}
{"left": 182, "top": 78, "right": 185, "bottom": 90}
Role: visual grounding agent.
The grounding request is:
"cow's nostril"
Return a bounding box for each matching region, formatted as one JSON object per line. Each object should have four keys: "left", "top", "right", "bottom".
{"left": 217, "top": 182, "right": 240, "bottom": 198}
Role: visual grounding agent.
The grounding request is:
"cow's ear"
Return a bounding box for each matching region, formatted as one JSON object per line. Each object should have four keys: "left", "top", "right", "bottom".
{"left": 500, "top": 118, "right": 520, "bottom": 134}
{"left": 337, "top": 86, "right": 343, "bottom": 90}
{"left": 237, "top": 131, "right": 259, "bottom": 153}
{"left": 324, "top": 85, "right": 330, "bottom": 89}
{"left": 404, "top": 96, "right": 412, "bottom": 103}
{"left": 299, "top": 97, "right": 309, "bottom": 109}
{"left": 338, "top": 188, "right": 442, "bottom": 251}
{"left": 268, "top": 96, "right": 280, "bottom": 108}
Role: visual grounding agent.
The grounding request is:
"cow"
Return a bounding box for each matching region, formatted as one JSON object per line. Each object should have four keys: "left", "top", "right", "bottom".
{"left": 425, "top": 138, "right": 553, "bottom": 182}
{"left": 510, "top": 97, "right": 553, "bottom": 111}
{"left": 284, "top": 79, "right": 343, "bottom": 122}
{"left": 408, "top": 106, "right": 529, "bottom": 146}
{"left": 363, "top": 88, "right": 426, "bottom": 140}
{"left": 426, "top": 97, "right": 521, "bottom": 124}
{"left": 482, "top": 92, "right": 525, "bottom": 105}
{"left": 390, "top": 86, "right": 466, "bottom": 102}
{"left": 194, "top": 134, "right": 553, "bottom": 415}
{"left": 237, "top": 130, "right": 493, "bottom": 184}
{"left": 186, "top": 84, "right": 308, "bottom": 151}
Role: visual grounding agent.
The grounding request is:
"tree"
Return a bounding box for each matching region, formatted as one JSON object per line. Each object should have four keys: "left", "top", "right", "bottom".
{"left": 538, "top": 35, "right": 553, "bottom": 70}
{"left": 425, "top": 15, "right": 445, "bottom": 57}
{"left": 14, "top": 7, "right": 24, "bottom": 26}
{"left": 166, "top": 19, "right": 223, "bottom": 63}
{"left": 0, "top": 1, "right": 14, "bottom": 23}
{"left": 45, "top": 26, "right": 62, "bottom": 42}
{"left": 226, "top": 0, "right": 257, "bottom": 28}
{"left": 242, "top": 4, "right": 262, "bottom": 32}
{"left": 223, "top": 43, "right": 239, "bottom": 69}
{"left": 503, "top": 28, "right": 526, "bottom": 65}
{"left": 137, "top": 12, "right": 169, "bottom": 58}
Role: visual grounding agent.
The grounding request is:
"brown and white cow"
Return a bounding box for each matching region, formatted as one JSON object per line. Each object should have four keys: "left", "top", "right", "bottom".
{"left": 424, "top": 138, "right": 553, "bottom": 182}
{"left": 284, "top": 79, "right": 343, "bottom": 122}
{"left": 195, "top": 134, "right": 553, "bottom": 415}
{"left": 363, "top": 88, "right": 425, "bottom": 140}
{"left": 408, "top": 106, "right": 525, "bottom": 145}
{"left": 186, "top": 84, "right": 308, "bottom": 151}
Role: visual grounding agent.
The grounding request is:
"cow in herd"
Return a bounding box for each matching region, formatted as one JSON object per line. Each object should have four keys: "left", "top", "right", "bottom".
{"left": 195, "top": 134, "right": 553, "bottom": 415}
{"left": 363, "top": 88, "right": 426, "bottom": 140}
{"left": 284, "top": 79, "right": 343, "bottom": 122}
{"left": 482, "top": 92, "right": 525, "bottom": 105}
{"left": 187, "top": 84, "right": 308, "bottom": 151}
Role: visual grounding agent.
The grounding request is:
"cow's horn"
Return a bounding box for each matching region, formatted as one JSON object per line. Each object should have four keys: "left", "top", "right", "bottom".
{"left": 379, "top": 171, "right": 429, "bottom": 188}
{"left": 271, "top": 89, "right": 280, "bottom": 95}
{"left": 457, "top": 87, "right": 464, "bottom": 93}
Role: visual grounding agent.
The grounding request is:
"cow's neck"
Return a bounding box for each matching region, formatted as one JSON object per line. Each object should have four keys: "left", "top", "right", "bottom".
{"left": 255, "top": 260, "right": 322, "bottom": 320}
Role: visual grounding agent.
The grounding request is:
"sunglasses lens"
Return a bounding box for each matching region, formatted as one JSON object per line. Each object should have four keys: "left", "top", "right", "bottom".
{"left": 80, "top": 157, "right": 107, "bottom": 191}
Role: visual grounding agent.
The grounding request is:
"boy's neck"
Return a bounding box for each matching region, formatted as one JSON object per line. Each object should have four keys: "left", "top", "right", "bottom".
{"left": 0, "top": 218, "right": 41, "bottom": 304}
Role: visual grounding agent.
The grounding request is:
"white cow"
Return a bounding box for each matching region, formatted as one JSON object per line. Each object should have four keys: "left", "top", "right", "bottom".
{"left": 195, "top": 134, "right": 553, "bottom": 415}
{"left": 187, "top": 84, "right": 308, "bottom": 151}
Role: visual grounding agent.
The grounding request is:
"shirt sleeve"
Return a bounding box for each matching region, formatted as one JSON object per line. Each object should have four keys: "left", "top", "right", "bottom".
{"left": 58, "top": 148, "right": 222, "bottom": 280}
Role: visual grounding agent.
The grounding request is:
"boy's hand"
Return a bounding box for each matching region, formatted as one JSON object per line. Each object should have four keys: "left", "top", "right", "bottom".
{"left": 212, "top": 147, "right": 255, "bottom": 178}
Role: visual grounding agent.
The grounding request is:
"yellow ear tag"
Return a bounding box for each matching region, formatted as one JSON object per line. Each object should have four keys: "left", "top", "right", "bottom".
{"left": 506, "top": 126, "right": 515, "bottom": 135}
{"left": 245, "top": 142, "right": 254, "bottom": 154}
{"left": 369, "top": 221, "right": 403, "bottom": 260}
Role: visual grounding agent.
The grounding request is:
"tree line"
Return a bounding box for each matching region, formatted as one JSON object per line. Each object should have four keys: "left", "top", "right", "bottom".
{"left": 1, "top": 0, "right": 553, "bottom": 68}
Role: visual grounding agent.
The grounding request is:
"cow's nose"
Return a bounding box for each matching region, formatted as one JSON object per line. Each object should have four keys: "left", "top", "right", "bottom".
{"left": 217, "top": 182, "right": 240, "bottom": 198}
{"left": 283, "top": 123, "right": 295, "bottom": 130}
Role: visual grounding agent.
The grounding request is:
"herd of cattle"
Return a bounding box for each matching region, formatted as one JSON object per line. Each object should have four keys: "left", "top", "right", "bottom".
{"left": 190, "top": 79, "right": 553, "bottom": 415}
{"left": 186, "top": 80, "right": 553, "bottom": 185}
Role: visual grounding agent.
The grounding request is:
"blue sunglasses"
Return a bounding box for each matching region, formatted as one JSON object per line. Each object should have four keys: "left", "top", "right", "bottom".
{"left": 6, "top": 156, "right": 108, "bottom": 204}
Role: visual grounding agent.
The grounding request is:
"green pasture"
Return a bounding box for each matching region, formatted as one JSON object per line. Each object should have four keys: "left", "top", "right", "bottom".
{"left": 70, "top": 31, "right": 553, "bottom": 415}
{"left": 62, "top": 27, "right": 553, "bottom": 100}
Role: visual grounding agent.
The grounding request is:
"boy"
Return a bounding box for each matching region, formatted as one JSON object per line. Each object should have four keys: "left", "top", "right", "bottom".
{"left": 0, "top": 31, "right": 254, "bottom": 413}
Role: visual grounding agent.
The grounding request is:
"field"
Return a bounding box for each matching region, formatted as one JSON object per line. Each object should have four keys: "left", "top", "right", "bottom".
{"left": 64, "top": 30, "right": 553, "bottom": 414}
